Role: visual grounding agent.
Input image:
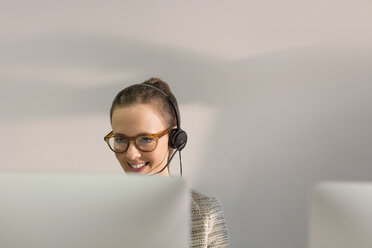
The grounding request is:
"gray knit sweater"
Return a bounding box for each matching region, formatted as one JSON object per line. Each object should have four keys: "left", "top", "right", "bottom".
{"left": 190, "top": 190, "right": 229, "bottom": 248}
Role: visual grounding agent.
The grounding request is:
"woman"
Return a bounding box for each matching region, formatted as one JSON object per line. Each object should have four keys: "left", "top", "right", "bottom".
{"left": 104, "top": 78, "right": 229, "bottom": 247}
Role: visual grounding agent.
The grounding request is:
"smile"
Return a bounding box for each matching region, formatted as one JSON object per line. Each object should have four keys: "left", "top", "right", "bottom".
{"left": 128, "top": 162, "right": 149, "bottom": 169}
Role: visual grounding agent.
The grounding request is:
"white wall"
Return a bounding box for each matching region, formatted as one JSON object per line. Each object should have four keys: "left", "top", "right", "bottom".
{"left": 1, "top": 1, "right": 372, "bottom": 247}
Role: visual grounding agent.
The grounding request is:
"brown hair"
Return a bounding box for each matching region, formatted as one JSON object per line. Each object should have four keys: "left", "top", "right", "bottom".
{"left": 110, "top": 78, "right": 179, "bottom": 127}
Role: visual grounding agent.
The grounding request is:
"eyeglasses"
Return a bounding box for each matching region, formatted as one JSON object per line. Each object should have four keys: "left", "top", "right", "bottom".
{"left": 104, "top": 128, "right": 171, "bottom": 153}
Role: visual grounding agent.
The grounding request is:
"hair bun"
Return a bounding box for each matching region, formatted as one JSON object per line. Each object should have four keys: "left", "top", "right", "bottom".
{"left": 144, "top": 78, "right": 173, "bottom": 95}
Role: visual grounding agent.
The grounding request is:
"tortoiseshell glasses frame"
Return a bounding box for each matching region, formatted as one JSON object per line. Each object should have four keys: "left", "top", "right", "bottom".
{"left": 104, "top": 128, "right": 171, "bottom": 153}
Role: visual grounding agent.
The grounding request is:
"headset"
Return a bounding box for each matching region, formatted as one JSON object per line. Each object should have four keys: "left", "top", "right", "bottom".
{"left": 140, "top": 82, "right": 187, "bottom": 151}
{"left": 139, "top": 82, "right": 187, "bottom": 176}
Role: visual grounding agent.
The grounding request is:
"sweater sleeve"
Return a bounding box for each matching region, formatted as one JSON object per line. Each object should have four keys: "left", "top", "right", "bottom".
{"left": 207, "top": 197, "right": 229, "bottom": 248}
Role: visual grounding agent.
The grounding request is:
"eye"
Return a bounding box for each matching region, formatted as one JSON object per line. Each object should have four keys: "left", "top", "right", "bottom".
{"left": 138, "top": 136, "right": 155, "bottom": 144}
{"left": 114, "top": 137, "right": 127, "bottom": 144}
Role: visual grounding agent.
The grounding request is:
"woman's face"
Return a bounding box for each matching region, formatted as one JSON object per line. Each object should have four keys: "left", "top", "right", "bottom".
{"left": 111, "top": 103, "right": 171, "bottom": 176}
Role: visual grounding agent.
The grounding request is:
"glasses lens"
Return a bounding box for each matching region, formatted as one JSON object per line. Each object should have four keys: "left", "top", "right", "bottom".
{"left": 108, "top": 136, "right": 129, "bottom": 152}
{"left": 136, "top": 135, "right": 157, "bottom": 152}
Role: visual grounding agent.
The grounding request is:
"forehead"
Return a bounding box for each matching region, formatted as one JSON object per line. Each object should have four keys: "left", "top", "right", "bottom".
{"left": 111, "top": 104, "right": 167, "bottom": 136}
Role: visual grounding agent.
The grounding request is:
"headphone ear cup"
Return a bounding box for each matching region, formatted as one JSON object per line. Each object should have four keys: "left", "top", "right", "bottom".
{"left": 169, "top": 129, "right": 187, "bottom": 151}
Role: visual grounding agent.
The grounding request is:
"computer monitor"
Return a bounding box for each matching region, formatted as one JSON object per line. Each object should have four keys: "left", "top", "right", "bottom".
{"left": 309, "top": 182, "right": 372, "bottom": 248}
{"left": 0, "top": 173, "right": 189, "bottom": 248}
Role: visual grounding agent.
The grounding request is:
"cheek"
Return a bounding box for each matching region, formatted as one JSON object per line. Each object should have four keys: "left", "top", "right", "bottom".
{"left": 115, "top": 153, "right": 123, "bottom": 162}
{"left": 153, "top": 139, "right": 170, "bottom": 159}
{"left": 142, "top": 142, "right": 169, "bottom": 163}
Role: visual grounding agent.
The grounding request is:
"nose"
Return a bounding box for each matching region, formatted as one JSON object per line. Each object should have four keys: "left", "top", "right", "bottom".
{"left": 125, "top": 140, "right": 141, "bottom": 160}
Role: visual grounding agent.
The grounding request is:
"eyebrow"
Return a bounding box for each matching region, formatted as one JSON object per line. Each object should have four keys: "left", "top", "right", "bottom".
{"left": 112, "top": 132, "right": 127, "bottom": 137}
{"left": 112, "top": 131, "right": 156, "bottom": 137}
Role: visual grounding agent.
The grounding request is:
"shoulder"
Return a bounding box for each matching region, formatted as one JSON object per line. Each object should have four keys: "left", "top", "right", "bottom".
{"left": 190, "top": 190, "right": 224, "bottom": 219}
{"left": 189, "top": 189, "right": 229, "bottom": 248}
{"left": 190, "top": 189, "right": 213, "bottom": 213}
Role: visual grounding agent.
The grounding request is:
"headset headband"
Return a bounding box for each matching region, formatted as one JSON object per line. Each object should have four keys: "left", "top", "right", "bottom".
{"left": 139, "top": 82, "right": 181, "bottom": 130}
{"left": 138, "top": 82, "right": 187, "bottom": 151}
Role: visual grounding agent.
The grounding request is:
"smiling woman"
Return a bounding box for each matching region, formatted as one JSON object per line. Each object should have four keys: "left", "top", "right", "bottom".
{"left": 104, "top": 78, "right": 229, "bottom": 247}
{"left": 110, "top": 104, "right": 172, "bottom": 175}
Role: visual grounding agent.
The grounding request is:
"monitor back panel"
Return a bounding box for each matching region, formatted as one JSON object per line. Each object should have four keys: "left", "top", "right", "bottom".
{"left": 0, "top": 174, "right": 189, "bottom": 248}
{"left": 309, "top": 182, "right": 372, "bottom": 248}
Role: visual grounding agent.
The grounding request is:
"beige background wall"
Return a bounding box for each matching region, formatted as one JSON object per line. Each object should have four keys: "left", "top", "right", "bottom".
{"left": 1, "top": 1, "right": 372, "bottom": 247}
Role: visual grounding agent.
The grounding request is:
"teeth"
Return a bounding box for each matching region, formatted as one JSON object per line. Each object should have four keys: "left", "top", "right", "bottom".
{"left": 129, "top": 163, "right": 146, "bottom": 169}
